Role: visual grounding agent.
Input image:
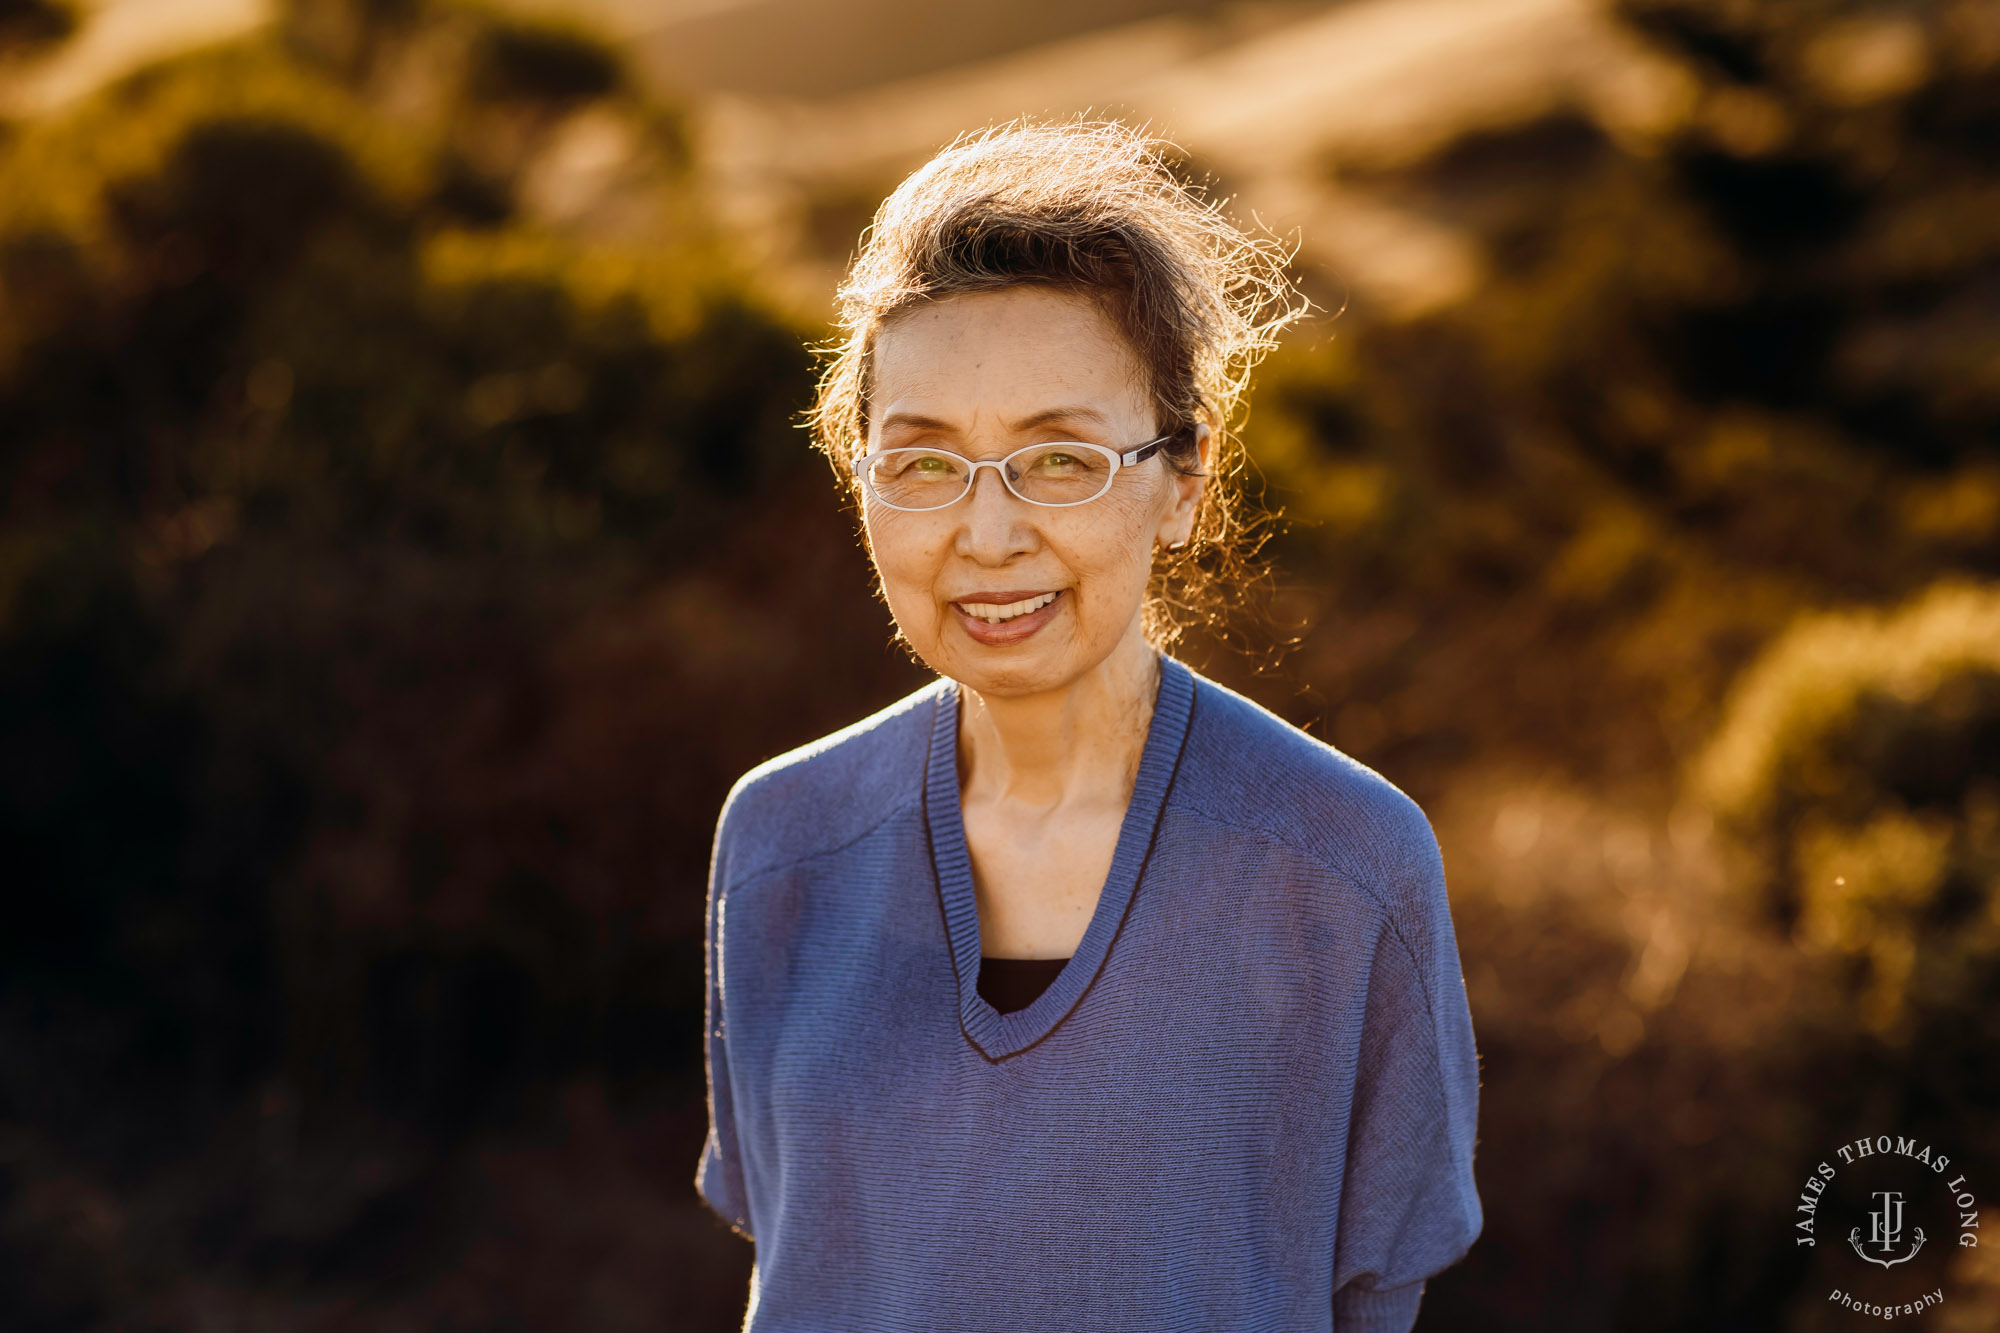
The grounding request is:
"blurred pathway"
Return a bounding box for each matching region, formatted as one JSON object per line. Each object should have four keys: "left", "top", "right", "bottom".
{"left": 1, "top": 0, "right": 1695, "bottom": 323}
{"left": 0, "top": 0, "right": 271, "bottom": 117}
{"left": 674, "top": 0, "right": 1692, "bottom": 320}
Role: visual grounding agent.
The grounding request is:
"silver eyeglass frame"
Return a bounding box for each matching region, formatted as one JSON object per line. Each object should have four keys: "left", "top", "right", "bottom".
{"left": 856, "top": 433, "right": 1176, "bottom": 512}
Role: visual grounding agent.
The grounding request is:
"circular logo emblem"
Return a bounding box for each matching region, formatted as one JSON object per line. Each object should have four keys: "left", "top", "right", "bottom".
{"left": 1795, "top": 1133, "right": 1981, "bottom": 1319}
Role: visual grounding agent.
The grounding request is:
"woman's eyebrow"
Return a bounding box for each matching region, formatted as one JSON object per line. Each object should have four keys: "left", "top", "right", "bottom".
{"left": 877, "top": 405, "right": 1112, "bottom": 434}
{"left": 878, "top": 411, "right": 955, "bottom": 433}
{"left": 1011, "top": 405, "right": 1112, "bottom": 432}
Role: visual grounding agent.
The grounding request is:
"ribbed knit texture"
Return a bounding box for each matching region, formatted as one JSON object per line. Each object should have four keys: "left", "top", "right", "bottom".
{"left": 698, "top": 655, "right": 1483, "bottom": 1332}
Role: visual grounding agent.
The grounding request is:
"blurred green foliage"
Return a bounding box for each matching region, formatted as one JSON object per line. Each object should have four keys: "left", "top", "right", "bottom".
{"left": 1, "top": 0, "right": 1996, "bottom": 1328}
{"left": 1700, "top": 583, "right": 2000, "bottom": 1031}
{"left": 1246, "top": 0, "right": 1999, "bottom": 869}
{"left": 0, "top": 0, "right": 73, "bottom": 59}
{"left": 0, "top": 1, "right": 830, "bottom": 1322}
{"left": 1234, "top": 2, "right": 2000, "bottom": 1328}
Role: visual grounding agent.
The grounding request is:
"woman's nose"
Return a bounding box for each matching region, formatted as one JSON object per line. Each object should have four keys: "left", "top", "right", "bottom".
{"left": 956, "top": 463, "right": 1035, "bottom": 558}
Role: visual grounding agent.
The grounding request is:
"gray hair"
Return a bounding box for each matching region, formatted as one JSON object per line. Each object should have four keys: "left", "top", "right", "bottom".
{"left": 804, "top": 116, "right": 1313, "bottom": 648}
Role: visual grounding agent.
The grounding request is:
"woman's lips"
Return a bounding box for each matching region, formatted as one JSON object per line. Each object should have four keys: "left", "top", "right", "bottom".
{"left": 951, "top": 589, "right": 1065, "bottom": 645}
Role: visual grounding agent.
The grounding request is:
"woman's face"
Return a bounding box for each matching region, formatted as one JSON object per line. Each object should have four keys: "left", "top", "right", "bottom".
{"left": 860, "top": 285, "right": 1206, "bottom": 698}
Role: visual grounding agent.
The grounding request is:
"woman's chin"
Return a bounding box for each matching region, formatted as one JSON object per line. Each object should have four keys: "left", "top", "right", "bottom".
{"left": 929, "top": 633, "right": 1084, "bottom": 699}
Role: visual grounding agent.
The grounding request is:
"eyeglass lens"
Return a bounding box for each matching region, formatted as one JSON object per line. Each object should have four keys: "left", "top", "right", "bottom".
{"left": 863, "top": 444, "right": 1114, "bottom": 509}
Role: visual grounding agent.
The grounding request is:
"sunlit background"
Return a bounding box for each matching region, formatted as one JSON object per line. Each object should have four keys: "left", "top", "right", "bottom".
{"left": 3, "top": 0, "right": 1997, "bottom": 1328}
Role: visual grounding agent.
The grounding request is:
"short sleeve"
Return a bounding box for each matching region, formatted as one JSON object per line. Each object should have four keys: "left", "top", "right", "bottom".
{"left": 695, "top": 794, "right": 755, "bottom": 1239}
{"left": 1330, "top": 822, "right": 1482, "bottom": 1331}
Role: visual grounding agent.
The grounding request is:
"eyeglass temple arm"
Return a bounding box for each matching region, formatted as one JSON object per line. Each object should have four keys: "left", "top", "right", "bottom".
{"left": 1119, "top": 433, "right": 1176, "bottom": 467}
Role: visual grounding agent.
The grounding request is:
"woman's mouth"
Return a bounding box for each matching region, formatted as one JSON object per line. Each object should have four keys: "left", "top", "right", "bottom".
{"left": 951, "top": 589, "right": 1064, "bottom": 643}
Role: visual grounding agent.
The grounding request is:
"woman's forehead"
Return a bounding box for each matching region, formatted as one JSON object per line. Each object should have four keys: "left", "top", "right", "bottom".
{"left": 874, "top": 285, "right": 1130, "bottom": 358}
{"left": 869, "top": 289, "right": 1150, "bottom": 431}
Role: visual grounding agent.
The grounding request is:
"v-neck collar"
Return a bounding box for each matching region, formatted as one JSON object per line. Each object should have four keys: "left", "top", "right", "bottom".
{"left": 923, "top": 654, "right": 1197, "bottom": 1062}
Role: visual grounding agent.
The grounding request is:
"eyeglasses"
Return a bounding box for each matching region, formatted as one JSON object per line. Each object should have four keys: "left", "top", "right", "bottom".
{"left": 857, "top": 433, "right": 1176, "bottom": 511}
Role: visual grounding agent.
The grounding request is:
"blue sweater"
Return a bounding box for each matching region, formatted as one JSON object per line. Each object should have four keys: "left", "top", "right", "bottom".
{"left": 698, "top": 655, "right": 1483, "bottom": 1332}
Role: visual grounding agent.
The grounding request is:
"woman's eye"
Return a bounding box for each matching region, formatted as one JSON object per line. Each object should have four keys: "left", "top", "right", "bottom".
{"left": 881, "top": 452, "right": 953, "bottom": 476}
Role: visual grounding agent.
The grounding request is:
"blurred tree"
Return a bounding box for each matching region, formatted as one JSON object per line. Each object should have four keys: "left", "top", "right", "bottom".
{"left": 0, "top": 0, "right": 73, "bottom": 59}
{"left": 1248, "top": 0, "right": 2000, "bottom": 784}
{"left": 1230, "top": 4, "right": 2000, "bottom": 1331}
{"left": 1700, "top": 578, "right": 2000, "bottom": 1042}
{"left": 0, "top": 1, "right": 836, "bottom": 1323}
{"left": 3, "top": 0, "right": 1997, "bottom": 1327}
{"left": 1689, "top": 578, "right": 2000, "bottom": 1330}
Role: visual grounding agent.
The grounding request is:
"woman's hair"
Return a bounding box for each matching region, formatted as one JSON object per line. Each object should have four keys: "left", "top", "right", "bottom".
{"left": 805, "top": 117, "right": 1313, "bottom": 650}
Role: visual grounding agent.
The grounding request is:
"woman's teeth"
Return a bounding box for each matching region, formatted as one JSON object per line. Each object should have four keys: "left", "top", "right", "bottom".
{"left": 958, "top": 591, "right": 1058, "bottom": 625}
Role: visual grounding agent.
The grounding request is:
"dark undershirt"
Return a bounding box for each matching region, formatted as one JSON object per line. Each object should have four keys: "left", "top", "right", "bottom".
{"left": 977, "top": 956, "right": 1071, "bottom": 1015}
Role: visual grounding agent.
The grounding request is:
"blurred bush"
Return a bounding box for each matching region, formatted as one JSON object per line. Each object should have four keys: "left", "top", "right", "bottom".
{"left": 1230, "top": 2, "right": 2000, "bottom": 1329}
{"left": 2, "top": 0, "right": 1997, "bottom": 1328}
{"left": 1250, "top": 0, "right": 2000, "bottom": 786}
{"left": 0, "top": 1, "right": 880, "bottom": 1324}
{"left": 1700, "top": 581, "right": 2000, "bottom": 1035}
{"left": 0, "top": 0, "right": 74, "bottom": 58}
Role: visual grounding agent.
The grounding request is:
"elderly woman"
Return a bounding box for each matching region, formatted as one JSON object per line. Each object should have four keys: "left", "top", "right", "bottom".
{"left": 696, "top": 120, "right": 1482, "bottom": 1332}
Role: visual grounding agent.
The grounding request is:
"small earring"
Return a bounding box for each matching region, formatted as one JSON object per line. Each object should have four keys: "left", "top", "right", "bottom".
{"left": 1166, "top": 537, "right": 1190, "bottom": 552}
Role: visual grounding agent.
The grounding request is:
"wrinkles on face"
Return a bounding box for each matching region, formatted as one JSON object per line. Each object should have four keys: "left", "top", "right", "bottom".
{"left": 861, "top": 287, "right": 1186, "bottom": 699}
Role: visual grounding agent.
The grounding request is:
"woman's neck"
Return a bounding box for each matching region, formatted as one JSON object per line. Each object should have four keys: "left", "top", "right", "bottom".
{"left": 955, "top": 629, "right": 1162, "bottom": 811}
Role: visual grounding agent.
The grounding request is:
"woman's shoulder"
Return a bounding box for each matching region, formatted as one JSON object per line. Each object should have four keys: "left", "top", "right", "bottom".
{"left": 1177, "top": 667, "right": 1443, "bottom": 910}
{"left": 711, "top": 675, "right": 949, "bottom": 885}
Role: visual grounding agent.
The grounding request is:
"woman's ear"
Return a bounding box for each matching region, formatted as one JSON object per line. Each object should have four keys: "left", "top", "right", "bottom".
{"left": 1194, "top": 422, "right": 1216, "bottom": 474}
{"left": 1158, "top": 423, "right": 1212, "bottom": 551}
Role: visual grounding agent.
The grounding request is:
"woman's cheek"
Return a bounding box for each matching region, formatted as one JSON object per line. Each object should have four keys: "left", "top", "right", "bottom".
{"left": 1076, "top": 491, "right": 1165, "bottom": 595}
{"left": 867, "top": 516, "right": 943, "bottom": 647}
{"left": 877, "top": 567, "right": 933, "bottom": 645}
